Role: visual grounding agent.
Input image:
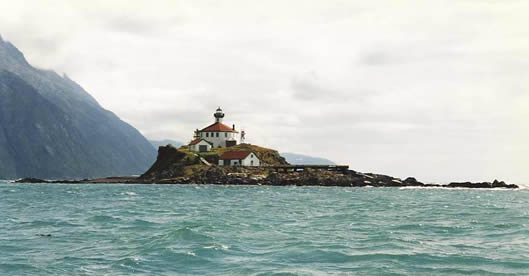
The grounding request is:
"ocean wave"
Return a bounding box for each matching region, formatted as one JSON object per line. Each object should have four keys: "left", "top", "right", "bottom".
{"left": 87, "top": 215, "right": 122, "bottom": 223}
{"left": 2, "top": 184, "right": 528, "bottom": 275}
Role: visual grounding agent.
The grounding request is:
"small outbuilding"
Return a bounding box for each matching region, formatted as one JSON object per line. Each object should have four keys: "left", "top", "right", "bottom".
{"left": 218, "top": 151, "right": 260, "bottom": 167}
{"left": 188, "top": 138, "right": 213, "bottom": 152}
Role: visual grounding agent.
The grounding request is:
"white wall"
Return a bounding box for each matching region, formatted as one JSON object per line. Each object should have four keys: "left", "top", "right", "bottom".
{"left": 242, "top": 153, "right": 260, "bottom": 167}
{"left": 189, "top": 140, "right": 212, "bottom": 152}
{"left": 199, "top": 131, "right": 237, "bottom": 148}
{"left": 219, "top": 153, "right": 260, "bottom": 166}
{"left": 217, "top": 159, "right": 240, "bottom": 166}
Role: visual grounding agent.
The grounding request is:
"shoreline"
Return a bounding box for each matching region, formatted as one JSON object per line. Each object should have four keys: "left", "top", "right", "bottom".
{"left": 14, "top": 174, "right": 519, "bottom": 189}
{"left": 10, "top": 146, "right": 519, "bottom": 189}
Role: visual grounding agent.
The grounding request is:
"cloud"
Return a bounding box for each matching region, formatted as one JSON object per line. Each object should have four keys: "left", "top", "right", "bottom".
{"left": 290, "top": 71, "right": 340, "bottom": 101}
{"left": 0, "top": 0, "right": 528, "bottom": 183}
{"left": 105, "top": 16, "right": 159, "bottom": 36}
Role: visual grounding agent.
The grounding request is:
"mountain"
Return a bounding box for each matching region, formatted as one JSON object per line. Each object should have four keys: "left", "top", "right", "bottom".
{"left": 280, "top": 152, "right": 336, "bottom": 165}
{"left": 150, "top": 139, "right": 183, "bottom": 149}
{"left": 0, "top": 36, "right": 156, "bottom": 179}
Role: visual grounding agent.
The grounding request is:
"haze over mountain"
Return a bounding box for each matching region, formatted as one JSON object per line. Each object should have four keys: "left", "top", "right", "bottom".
{"left": 0, "top": 36, "right": 156, "bottom": 179}
{"left": 150, "top": 139, "right": 183, "bottom": 149}
{"left": 280, "top": 153, "right": 335, "bottom": 166}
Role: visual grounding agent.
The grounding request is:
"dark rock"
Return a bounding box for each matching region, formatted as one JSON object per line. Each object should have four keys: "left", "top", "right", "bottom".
{"left": 204, "top": 166, "right": 226, "bottom": 180}
{"left": 140, "top": 146, "right": 188, "bottom": 181}
{"left": 81, "top": 143, "right": 519, "bottom": 189}
{"left": 403, "top": 177, "right": 424, "bottom": 186}
{"left": 15, "top": 178, "right": 49, "bottom": 183}
{"left": 447, "top": 181, "right": 517, "bottom": 189}
{"left": 491, "top": 179, "right": 510, "bottom": 188}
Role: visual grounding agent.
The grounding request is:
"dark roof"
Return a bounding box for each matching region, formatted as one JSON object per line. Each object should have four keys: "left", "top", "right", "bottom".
{"left": 200, "top": 122, "right": 238, "bottom": 133}
{"left": 219, "top": 151, "right": 253, "bottom": 160}
{"left": 189, "top": 138, "right": 213, "bottom": 146}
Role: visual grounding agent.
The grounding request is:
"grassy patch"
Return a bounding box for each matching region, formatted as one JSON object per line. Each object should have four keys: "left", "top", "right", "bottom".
{"left": 179, "top": 143, "right": 288, "bottom": 165}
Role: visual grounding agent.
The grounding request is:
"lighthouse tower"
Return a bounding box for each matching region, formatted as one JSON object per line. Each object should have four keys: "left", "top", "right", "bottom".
{"left": 214, "top": 107, "right": 225, "bottom": 123}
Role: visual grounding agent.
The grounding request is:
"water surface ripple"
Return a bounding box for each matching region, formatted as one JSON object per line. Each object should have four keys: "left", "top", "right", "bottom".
{"left": 1, "top": 181, "right": 528, "bottom": 275}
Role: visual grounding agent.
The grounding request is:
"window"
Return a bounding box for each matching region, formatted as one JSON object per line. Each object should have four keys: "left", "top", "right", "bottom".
{"left": 225, "top": 133, "right": 227, "bottom": 138}
{"left": 206, "top": 133, "right": 209, "bottom": 137}
{"left": 216, "top": 132, "right": 219, "bottom": 137}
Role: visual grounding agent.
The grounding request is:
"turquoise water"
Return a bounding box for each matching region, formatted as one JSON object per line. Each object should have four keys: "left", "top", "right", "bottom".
{"left": 1, "top": 181, "right": 528, "bottom": 275}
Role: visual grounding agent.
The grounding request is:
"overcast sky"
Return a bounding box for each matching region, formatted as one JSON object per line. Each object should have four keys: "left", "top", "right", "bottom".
{"left": 1, "top": 0, "right": 528, "bottom": 183}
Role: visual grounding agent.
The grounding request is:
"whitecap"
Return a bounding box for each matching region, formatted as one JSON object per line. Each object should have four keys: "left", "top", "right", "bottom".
{"left": 203, "top": 244, "right": 230, "bottom": 250}
{"left": 399, "top": 186, "right": 445, "bottom": 190}
{"left": 399, "top": 186, "right": 519, "bottom": 191}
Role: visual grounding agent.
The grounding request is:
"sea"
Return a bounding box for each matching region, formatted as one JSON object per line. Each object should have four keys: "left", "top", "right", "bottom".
{"left": 1, "top": 180, "right": 528, "bottom": 276}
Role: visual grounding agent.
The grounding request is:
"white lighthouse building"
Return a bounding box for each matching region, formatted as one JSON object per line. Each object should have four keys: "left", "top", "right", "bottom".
{"left": 188, "top": 107, "right": 239, "bottom": 152}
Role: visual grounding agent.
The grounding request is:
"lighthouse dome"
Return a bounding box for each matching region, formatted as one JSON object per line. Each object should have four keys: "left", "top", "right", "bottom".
{"left": 214, "top": 107, "right": 225, "bottom": 122}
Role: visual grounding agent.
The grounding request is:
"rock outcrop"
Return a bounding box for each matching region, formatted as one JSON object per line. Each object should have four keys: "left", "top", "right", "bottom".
{"left": 130, "top": 149, "right": 519, "bottom": 188}
{"left": 447, "top": 180, "right": 518, "bottom": 189}
{"left": 129, "top": 146, "right": 520, "bottom": 189}
{"left": 15, "top": 168, "right": 519, "bottom": 189}
{"left": 140, "top": 146, "right": 197, "bottom": 181}
{"left": 15, "top": 145, "right": 519, "bottom": 189}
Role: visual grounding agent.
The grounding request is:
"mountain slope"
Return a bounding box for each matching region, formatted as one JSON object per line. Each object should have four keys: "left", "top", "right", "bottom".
{"left": 280, "top": 152, "right": 336, "bottom": 165}
{"left": 0, "top": 36, "right": 156, "bottom": 179}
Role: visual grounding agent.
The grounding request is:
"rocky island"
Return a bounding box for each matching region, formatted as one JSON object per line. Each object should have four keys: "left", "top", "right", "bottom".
{"left": 16, "top": 144, "right": 519, "bottom": 189}
{"left": 12, "top": 107, "right": 519, "bottom": 189}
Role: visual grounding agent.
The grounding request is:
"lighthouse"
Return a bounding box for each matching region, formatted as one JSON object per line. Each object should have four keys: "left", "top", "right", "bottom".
{"left": 187, "top": 107, "right": 239, "bottom": 151}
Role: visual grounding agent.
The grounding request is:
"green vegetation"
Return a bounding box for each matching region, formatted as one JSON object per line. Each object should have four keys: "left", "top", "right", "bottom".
{"left": 178, "top": 143, "right": 289, "bottom": 166}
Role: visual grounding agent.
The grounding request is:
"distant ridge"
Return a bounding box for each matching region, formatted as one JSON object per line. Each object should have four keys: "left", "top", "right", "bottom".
{"left": 280, "top": 153, "right": 336, "bottom": 165}
{"left": 0, "top": 36, "right": 156, "bottom": 179}
{"left": 150, "top": 139, "right": 183, "bottom": 149}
